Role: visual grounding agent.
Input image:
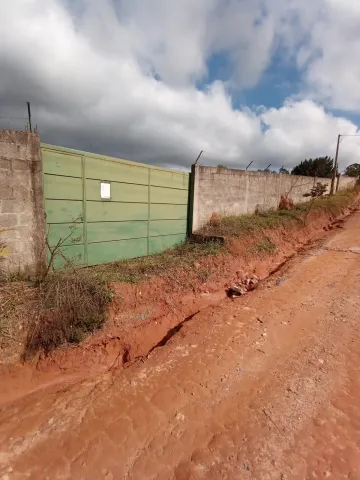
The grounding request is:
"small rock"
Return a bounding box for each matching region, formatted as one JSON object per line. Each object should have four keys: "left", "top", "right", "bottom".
{"left": 175, "top": 412, "right": 185, "bottom": 422}
{"left": 323, "top": 472, "right": 331, "bottom": 478}
{"left": 262, "top": 332, "right": 267, "bottom": 337}
{"left": 230, "top": 285, "right": 247, "bottom": 296}
{"left": 318, "top": 359, "right": 325, "bottom": 365}
{"left": 281, "top": 321, "right": 288, "bottom": 326}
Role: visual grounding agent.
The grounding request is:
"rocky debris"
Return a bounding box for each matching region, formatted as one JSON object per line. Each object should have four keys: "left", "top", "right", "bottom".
{"left": 227, "top": 275, "right": 260, "bottom": 298}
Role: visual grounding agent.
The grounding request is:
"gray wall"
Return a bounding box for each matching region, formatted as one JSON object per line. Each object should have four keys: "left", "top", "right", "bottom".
{"left": 192, "top": 165, "right": 356, "bottom": 231}
{"left": 0, "top": 130, "right": 46, "bottom": 277}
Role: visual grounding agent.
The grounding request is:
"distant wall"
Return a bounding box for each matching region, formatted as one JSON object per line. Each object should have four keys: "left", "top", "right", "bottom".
{"left": 192, "top": 165, "right": 357, "bottom": 231}
{"left": 338, "top": 175, "right": 357, "bottom": 191}
{"left": 0, "top": 130, "right": 46, "bottom": 276}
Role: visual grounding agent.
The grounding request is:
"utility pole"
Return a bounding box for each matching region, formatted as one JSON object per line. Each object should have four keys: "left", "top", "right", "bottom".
{"left": 331, "top": 134, "right": 341, "bottom": 195}
{"left": 330, "top": 133, "right": 360, "bottom": 194}
{"left": 246, "top": 160, "right": 253, "bottom": 171}
{"left": 26, "top": 102, "right": 32, "bottom": 133}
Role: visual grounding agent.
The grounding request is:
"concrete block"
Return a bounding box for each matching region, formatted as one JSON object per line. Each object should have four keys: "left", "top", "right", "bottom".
{"left": 12, "top": 159, "right": 30, "bottom": 171}
{"left": 0, "top": 186, "right": 14, "bottom": 200}
{"left": 0, "top": 213, "right": 18, "bottom": 227}
{"left": 0, "top": 158, "right": 11, "bottom": 169}
{"left": 1, "top": 200, "right": 26, "bottom": 214}
{"left": 18, "top": 213, "right": 34, "bottom": 225}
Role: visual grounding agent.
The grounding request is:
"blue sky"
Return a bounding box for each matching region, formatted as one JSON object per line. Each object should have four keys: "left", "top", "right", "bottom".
{"left": 0, "top": 0, "right": 360, "bottom": 171}
{"left": 206, "top": 48, "right": 301, "bottom": 111}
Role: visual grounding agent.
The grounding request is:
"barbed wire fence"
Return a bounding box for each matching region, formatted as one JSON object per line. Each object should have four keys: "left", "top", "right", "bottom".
{"left": 0, "top": 101, "right": 37, "bottom": 133}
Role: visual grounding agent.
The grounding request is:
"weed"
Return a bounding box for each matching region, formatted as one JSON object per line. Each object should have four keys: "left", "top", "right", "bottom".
{"left": 251, "top": 239, "right": 277, "bottom": 255}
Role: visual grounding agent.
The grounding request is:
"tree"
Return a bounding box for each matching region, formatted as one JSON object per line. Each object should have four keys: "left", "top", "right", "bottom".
{"left": 344, "top": 163, "right": 360, "bottom": 178}
{"left": 291, "top": 157, "right": 334, "bottom": 178}
{"left": 217, "top": 164, "right": 228, "bottom": 169}
{"left": 279, "top": 167, "right": 290, "bottom": 174}
{"left": 302, "top": 182, "right": 328, "bottom": 223}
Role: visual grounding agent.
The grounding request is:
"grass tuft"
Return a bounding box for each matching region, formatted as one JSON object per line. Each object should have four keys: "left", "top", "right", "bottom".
{"left": 251, "top": 239, "right": 277, "bottom": 255}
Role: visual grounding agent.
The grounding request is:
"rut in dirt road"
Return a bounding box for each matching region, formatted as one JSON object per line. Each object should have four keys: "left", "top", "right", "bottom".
{"left": 1, "top": 212, "right": 360, "bottom": 480}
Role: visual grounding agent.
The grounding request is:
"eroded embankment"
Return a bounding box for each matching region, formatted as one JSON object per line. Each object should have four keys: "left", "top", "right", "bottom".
{"left": 0, "top": 194, "right": 358, "bottom": 406}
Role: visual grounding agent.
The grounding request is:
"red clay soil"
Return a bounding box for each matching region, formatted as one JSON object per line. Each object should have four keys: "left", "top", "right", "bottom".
{"left": 0, "top": 201, "right": 357, "bottom": 407}
{"left": 1, "top": 208, "right": 360, "bottom": 479}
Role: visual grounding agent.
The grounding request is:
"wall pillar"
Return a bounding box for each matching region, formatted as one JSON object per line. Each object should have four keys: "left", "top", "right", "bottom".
{"left": 0, "top": 129, "right": 46, "bottom": 277}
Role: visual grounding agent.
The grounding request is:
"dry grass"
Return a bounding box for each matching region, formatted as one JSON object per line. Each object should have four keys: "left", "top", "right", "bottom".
{"left": 87, "top": 240, "right": 225, "bottom": 284}
{"left": 0, "top": 282, "right": 37, "bottom": 351}
{"left": 0, "top": 228, "right": 10, "bottom": 281}
{"left": 23, "top": 273, "right": 112, "bottom": 358}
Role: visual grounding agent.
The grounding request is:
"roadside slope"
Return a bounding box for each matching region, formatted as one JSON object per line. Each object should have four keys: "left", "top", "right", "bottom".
{"left": 1, "top": 210, "right": 360, "bottom": 479}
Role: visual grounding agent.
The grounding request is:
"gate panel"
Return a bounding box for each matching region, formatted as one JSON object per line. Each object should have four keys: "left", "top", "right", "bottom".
{"left": 41, "top": 143, "right": 190, "bottom": 268}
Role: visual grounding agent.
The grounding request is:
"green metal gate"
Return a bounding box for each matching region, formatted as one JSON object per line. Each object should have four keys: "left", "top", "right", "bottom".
{"left": 41, "top": 144, "right": 189, "bottom": 268}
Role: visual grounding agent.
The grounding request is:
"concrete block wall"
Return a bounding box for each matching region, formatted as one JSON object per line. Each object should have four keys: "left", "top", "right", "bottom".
{"left": 0, "top": 129, "right": 46, "bottom": 277}
{"left": 192, "top": 165, "right": 357, "bottom": 232}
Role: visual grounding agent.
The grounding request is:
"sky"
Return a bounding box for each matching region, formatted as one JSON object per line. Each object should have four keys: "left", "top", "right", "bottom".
{"left": 1, "top": 0, "right": 360, "bottom": 172}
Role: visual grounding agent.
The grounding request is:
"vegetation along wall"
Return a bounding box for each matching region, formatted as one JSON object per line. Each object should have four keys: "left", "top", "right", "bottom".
{"left": 191, "top": 165, "right": 356, "bottom": 232}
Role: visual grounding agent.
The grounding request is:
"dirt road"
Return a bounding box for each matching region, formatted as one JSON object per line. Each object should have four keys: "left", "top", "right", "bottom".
{"left": 1, "top": 212, "right": 360, "bottom": 480}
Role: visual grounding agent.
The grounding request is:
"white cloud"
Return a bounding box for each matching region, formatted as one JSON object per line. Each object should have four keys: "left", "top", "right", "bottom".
{"left": 301, "top": 0, "right": 360, "bottom": 111}
{"left": 0, "top": 0, "right": 359, "bottom": 173}
{"left": 260, "top": 100, "right": 360, "bottom": 169}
